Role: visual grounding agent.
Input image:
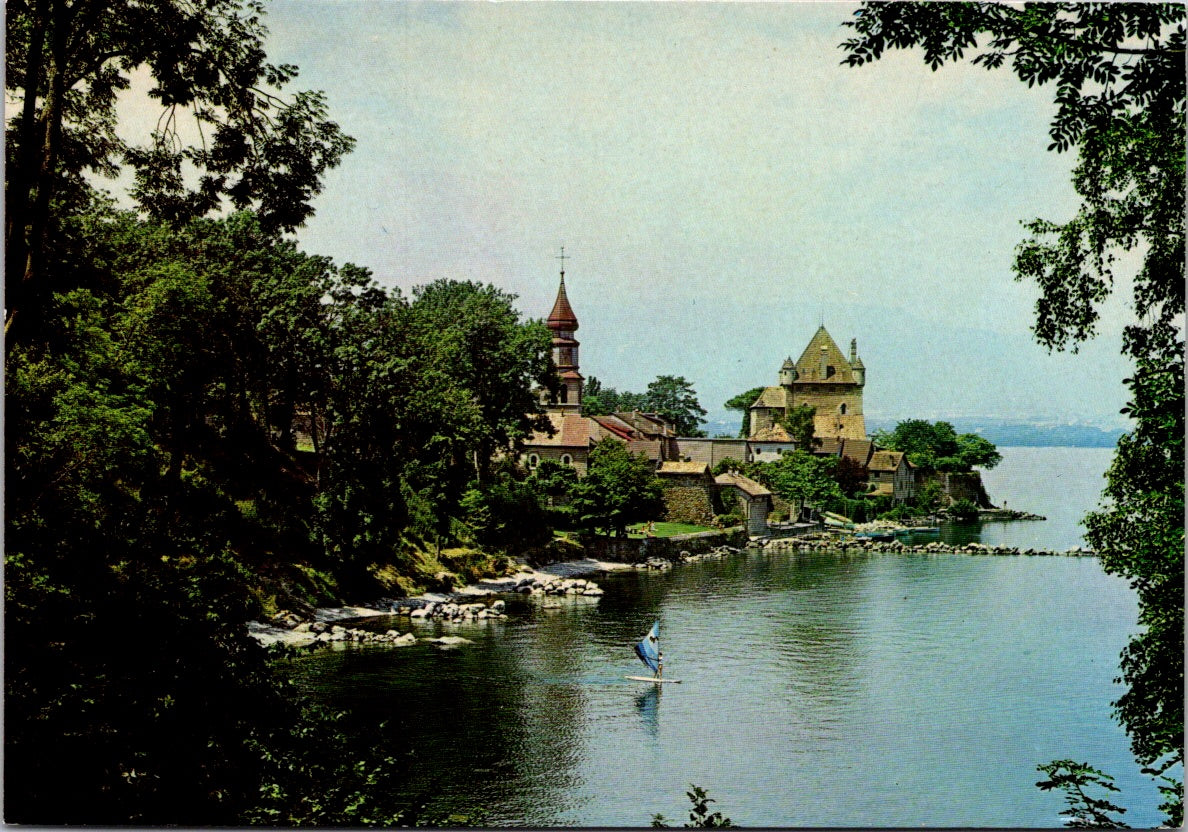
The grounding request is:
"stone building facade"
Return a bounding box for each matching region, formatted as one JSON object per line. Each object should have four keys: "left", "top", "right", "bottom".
{"left": 749, "top": 326, "right": 867, "bottom": 442}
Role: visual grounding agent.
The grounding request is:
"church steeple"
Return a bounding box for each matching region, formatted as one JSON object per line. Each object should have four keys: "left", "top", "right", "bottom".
{"left": 544, "top": 248, "right": 582, "bottom": 412}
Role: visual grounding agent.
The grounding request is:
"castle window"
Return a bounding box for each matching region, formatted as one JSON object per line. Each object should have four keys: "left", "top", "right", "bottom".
{"left": 839, "top": 403, "right": 847, "bottom": 415}
{"left": 560, "top": 454, "right": 573, "bottom": 466}
{"left": 528, "top": 454, "right": 540, "bottom": 469}
{"left": 559, "top": 386, "right": 568, "bottom": 403}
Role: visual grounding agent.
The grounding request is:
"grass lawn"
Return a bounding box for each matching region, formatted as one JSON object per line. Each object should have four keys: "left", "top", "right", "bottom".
{"left": 625, "top": 521, "right": 717, "bottom": 538}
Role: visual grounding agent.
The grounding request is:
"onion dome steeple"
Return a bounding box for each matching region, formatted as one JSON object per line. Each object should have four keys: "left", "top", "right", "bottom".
{"left": 543, "top": 247, "right": 583, "bottom": 412}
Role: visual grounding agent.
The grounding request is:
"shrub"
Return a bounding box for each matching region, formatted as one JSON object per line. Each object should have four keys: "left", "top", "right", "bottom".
{"left": 950, "top": 498, "right": 980, "bottom": 521}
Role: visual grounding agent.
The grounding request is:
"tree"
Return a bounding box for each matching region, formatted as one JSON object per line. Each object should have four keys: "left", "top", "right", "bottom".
{"left": 724, "top": 386, "right": 766, "bottom": 438}
{"left": 842, "top": 3, "right": 1184, "bottom": 822}
{"left": 873, "top": 419, "right": 957, "bottom": 469}
{"left": 643, "top": 375, "right": 707, "bottom": 437}
{"left": 760, "top": 450, "right": 842, "bottom": 509}
{"left": 956, "top": 433, "right": 1003, "bottom": 470}
{"left": 779, "top": 404, "right": 818, "bottom": 450}
{"left": 652, "top": 785, "right": 734, "bottom": 829}
{"left": 5, "top": 0, "right": 355, "bottom": 338}
{"left": 834, "top": 454, "right": 870, "bottom": 498}
{"left": 569, "top": 440, "right": 664, "bottom": 537}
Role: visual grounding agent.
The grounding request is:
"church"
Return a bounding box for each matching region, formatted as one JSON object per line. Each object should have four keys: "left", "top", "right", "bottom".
{"left": 519, "top": 263, "right": 680, "bottom": 476}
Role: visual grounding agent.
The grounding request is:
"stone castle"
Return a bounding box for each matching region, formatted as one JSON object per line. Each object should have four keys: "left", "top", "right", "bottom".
{"left": 748, "top": 327, "right": 867, "bottom": 442}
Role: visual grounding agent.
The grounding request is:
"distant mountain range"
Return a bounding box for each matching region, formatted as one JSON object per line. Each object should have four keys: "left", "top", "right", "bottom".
{"left": 866, "top": 417, "right": 1125, "bottom": 448}
{"left": 702, "top": 415, "right": 1125, "bottom": 448}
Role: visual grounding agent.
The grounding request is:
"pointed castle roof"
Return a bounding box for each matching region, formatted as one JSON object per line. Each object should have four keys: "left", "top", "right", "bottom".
{"left": 795, "top": 325, "right": 855, "bottom": 383}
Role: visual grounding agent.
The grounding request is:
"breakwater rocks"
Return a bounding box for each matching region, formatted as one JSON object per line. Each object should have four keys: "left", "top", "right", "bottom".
{"left": 758, "top": 536, "right": 1095, "bottom": 557}
{"left": 251, "top": 614, "right": 418, "bottom": 648}
{"left": 634, "top": 545, "right": 742, "bottom": 571}
{"left": 405, "top": 599, "right": 510, "bottom": 621}
{"left": 512, "top": 575, "right": 605, "bottom": 597}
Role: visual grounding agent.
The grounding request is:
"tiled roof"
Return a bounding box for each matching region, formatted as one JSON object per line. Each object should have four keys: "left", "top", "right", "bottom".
{"left": 750, "top": 424, "right": 793, "bottom": 442}
{"left": 591, "top": 414, "right": 636, "bottom": 440}
{"left": 814, "top": 437, "right": 843, "bottom": 456}
{"left": 657, "top": 461, "right": 711, "bottom": 476}
{"left": 795, "top": 326, "right": 855, "bottom": 383}
{"left": 614, "top": 411, "right": 676, "bottom": 438}
{"left": 750, "top": 386, "right": 789, "bottom": 409}
{"left": 527, "top": 413, "right": 595, "bottom": 448}
{"left": 868, "top": 450, "right": 905, "bottom": 472}
{"left": 715, "top": 472, "right": 772, "bottom": 498}
{"left": 840, "top": 438, "right": 873, "bottom": 467}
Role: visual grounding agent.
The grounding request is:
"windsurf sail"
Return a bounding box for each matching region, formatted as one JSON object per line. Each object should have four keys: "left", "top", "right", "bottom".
{"left": 633, "top": 621, "right": 661, "bottom": 674}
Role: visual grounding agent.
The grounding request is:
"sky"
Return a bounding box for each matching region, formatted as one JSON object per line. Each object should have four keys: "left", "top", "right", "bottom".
{"left": 246, "top": 1, "right": 1136, "bottom": 429}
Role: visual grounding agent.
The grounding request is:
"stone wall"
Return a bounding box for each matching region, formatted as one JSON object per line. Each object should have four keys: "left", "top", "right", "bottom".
{"left": 581, "top": 528, "right": 749, "bottom": 563}
{"left": 675, "top": 438, "right": 750, "bottom": 468}
{"left": 934, "top": 471, "right": 993, "bottom": 507}
{"left": 660, "top": 483, "right": 716, "bottom": 525}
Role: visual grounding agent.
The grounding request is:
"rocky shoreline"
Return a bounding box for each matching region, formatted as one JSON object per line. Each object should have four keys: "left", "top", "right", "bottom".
{"left": 248, "top": 534, "right": 1088, "bottom": 650}
{"left": 247, "top": 560, "right": 628, "bottom": 650}
{"left": 756, "top": 533, "right": 1094, "bottom": 557}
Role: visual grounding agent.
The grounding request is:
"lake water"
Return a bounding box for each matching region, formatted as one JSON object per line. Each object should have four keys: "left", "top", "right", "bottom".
{"left": 283, "top": 447, "right": 1168, "bottom": 827}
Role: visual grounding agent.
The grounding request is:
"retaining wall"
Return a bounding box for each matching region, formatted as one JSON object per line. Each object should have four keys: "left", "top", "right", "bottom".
{"left": 580, "top": 528, "right": 749, "bottom": 564}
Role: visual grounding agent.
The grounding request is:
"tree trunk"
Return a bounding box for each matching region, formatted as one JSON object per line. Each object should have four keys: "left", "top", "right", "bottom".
{"left": 5, "top": 0, "right": 48, "bottom": 333}
{"left": 10, "top": 0, "right": 67, "bottom": 338}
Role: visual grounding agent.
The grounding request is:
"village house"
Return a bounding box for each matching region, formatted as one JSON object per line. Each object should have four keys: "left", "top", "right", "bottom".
{"left": 714, "top": 472, "right": 773, "bottom": 535}
{"left": 866, "top": 450, "right": 916, "bottom": 503}
{"left": 656, "top": 461, "right": 718, "bottom": 526}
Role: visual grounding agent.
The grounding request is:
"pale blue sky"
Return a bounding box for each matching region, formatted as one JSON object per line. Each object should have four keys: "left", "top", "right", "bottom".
{"left": 257, "top": 1, "right": 1135, "bottom": 429}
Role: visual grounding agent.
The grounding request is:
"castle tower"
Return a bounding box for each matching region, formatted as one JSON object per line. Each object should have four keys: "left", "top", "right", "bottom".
{"left": 851, "top": 338, "right": 865, "bottom": 387}
{"left": 778, "top": 357, "right": 797, "bottom": 388}
{"left": 544, "top": 255, "right": 583, "bottom": 413}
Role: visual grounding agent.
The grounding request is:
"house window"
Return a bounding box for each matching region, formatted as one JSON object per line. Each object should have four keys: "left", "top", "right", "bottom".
{"left": 826, "top": 365, "right": 836, "bottom": 378}
{"left": 561, "top": 454, "right": 573, "bottom": 466}
{"left": 559, "top": 386, "right": 568, "bottom": 403}
{"left": 528, "top": 454, "right": 540, "bottom": 469}
{"left": 839, "top": 403, "right": 847, "bottom": 415}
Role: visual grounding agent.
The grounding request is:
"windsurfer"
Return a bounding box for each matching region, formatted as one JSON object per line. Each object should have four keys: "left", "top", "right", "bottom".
{"left": 656, "top": 651, "right": 663, "bottom": 680}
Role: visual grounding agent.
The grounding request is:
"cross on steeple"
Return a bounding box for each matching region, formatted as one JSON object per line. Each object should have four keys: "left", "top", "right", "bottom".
{"left": 556, "top": 245, "right": 569, "bottom": 280}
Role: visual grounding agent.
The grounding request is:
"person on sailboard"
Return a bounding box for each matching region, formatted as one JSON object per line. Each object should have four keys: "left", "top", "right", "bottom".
{"left": 656, "top": 650, "right": 664, "bottom": 680}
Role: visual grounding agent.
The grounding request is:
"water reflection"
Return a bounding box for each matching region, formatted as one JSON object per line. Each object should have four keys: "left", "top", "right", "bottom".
{"left": 283, "top": 550, "right": 1153, "bottom": 827}
{"left": 635, "top": 685, "right": 661, "bottom": 738}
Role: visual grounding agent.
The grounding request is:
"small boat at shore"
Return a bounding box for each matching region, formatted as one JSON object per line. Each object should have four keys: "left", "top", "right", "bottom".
{"left": 823, "top": 511, "right": 855, "bottom": 530}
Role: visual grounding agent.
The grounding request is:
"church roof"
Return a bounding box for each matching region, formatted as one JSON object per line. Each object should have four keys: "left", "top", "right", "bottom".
{"left": 529, "top": 413, "right": 596, "bottom": 448}
{"left": 546, "top": 276, "right": 578, "bottom": 331}
{"left": 795, "top": 326, "right": 855, "bottom": 383}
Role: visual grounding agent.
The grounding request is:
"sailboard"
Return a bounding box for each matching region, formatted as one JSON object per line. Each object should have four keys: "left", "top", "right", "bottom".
{"left": 625, "top": 676, "right": 682, "bottom": 684}
{"left": 626, "top": 621, "right": 680, "bottom": 682}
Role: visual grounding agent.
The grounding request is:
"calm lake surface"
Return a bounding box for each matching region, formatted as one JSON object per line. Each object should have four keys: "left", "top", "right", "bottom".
{"left": 284, "top": 447, "right": 1166, "bottom": 827}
